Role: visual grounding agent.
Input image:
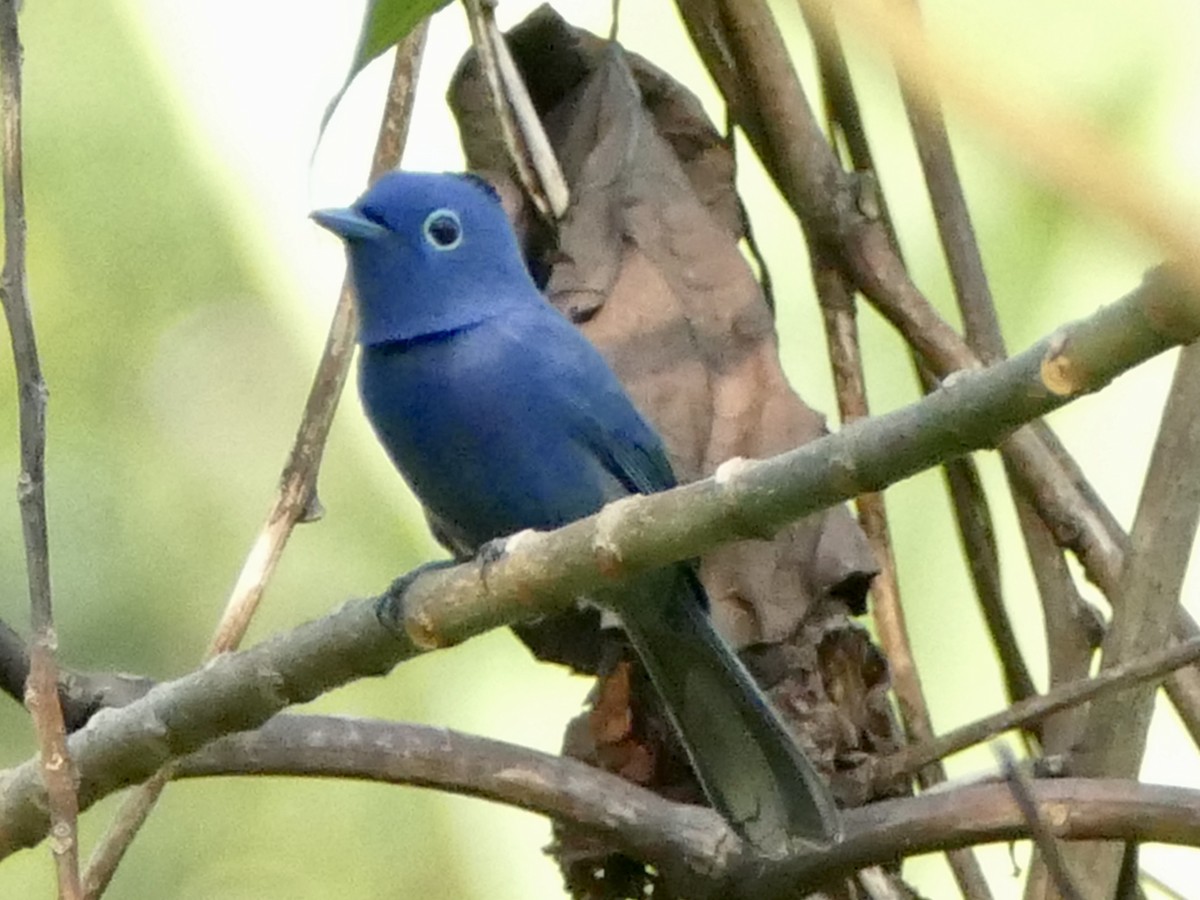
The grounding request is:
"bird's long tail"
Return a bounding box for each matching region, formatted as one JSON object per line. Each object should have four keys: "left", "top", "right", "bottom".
{"left": 616, "top": 566, "right": 842, "bottom": 853}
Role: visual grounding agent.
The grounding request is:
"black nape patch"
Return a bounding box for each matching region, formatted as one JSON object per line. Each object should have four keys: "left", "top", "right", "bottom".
{"left": 460, "top": 172, "right": 502, "bottom": 204}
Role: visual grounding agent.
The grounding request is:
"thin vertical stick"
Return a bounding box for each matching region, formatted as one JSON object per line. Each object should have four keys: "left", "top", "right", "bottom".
{"left": 996, "top": 746, "right": 1085, "bottom": 900}
{"left": 461, "top": 0, "right": 567, "bottom": 220}
{"left": 1065, "top": 341, "right": 1200, "bottom": 895}
{"left": 0, "top": 2, "right": 82, "bottom": 897}
{"left": 799, "top": 5, "right": 993, "bottom": 895}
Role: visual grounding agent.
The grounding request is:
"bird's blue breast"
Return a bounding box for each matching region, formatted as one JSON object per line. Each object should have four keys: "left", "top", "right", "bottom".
{"left": 359, "top": 312, "right": 629, "bottom": 548}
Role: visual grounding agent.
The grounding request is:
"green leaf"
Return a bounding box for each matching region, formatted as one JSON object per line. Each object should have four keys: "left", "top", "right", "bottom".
{"left": 316, "top": 0, "right": 450, "bottom": 146}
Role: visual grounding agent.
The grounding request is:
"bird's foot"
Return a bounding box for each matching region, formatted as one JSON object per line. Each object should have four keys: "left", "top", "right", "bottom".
{"left": 475, "top": 529, "right": 538, "bottom": 592}
{"left": 375, "top": 559, "right": 457, "bottom": 634}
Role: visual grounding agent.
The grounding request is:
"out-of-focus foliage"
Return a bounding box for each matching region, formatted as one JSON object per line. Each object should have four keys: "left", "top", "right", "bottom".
{"left": 0, "top": 0, "right": 1196, "bottom": 897}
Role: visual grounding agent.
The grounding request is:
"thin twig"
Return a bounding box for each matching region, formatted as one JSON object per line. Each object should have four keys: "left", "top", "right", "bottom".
{"left": 884, "top": 0, "right": 1050, "bottom": 710}
{"left": 1079, "top": 341, "right": 1200, "bottom": 773}
{"left": 1012, "top": 495, "right": 1098, "bottom": 754}
{"left": 726, "top": 115, "right": 777, "bottom": 313}
{"left": 0, "top": 2, "right": 81, "bottom": 896}
{"left": 892, "top": 0, "right": 1002, "bottom": 363}
{"left": 803, "top": 11, "right": 997, "bottom": 894}
{"left": 941, "top": 443, "right": 1038, "bottom": 706}
{"left": 78, "top": 28, "right": 430, "bottom": 899}
{"left": 462, "top": 0, "right": 564, "bottom": 220}
{"left": 810, "top": 263, "right": 923, "bottom": 737}
{"left": 996, "top": 746, "right": 1085, "bottom": 900}
{"left": 0, "top": 617, "right": 155, "bottom": 731}
{"left": 803, "top": 5, "right": 950, "bottom": 772}
{"left": 485, "top": 13, "right": 568, "bottom": 216}
{"left": 878, "top": 637, "right": 1200, "bottom": 784}
{"left": 891, "top": 0, "right": 1092, "bottom": 752}
{"left": 1061, "top": 340, "right": 1200, "bottom": 893}
{"left": 207, "top": 22, "right": 429, "bottom": 657}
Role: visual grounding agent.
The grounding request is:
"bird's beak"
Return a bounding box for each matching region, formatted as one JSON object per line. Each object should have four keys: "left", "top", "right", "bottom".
{"left": 310, "top": 207, "right": 389, "bottom": 241}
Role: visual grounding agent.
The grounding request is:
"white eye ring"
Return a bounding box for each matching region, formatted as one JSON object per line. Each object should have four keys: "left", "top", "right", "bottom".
{"left": 423, "top": 208, "right": 463, "bottom": 250}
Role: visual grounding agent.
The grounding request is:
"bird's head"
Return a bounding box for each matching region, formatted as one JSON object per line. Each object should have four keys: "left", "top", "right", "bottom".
{"left": 312, "top": 171, "right": 535, "bottom": 346}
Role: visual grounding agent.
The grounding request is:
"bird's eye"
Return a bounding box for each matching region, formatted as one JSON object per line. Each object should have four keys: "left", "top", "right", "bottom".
{"left": 423, "top": 209, "right": 462, "bottom": 250}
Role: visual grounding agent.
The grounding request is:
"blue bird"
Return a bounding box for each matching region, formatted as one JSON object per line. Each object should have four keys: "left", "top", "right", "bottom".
{"left": 312, "top": 171, "right": 840, "bottom": 851}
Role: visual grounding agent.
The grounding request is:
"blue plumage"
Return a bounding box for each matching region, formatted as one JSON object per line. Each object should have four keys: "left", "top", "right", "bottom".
{"left": 313, "top": 171, "right": 840, "bottom": 851}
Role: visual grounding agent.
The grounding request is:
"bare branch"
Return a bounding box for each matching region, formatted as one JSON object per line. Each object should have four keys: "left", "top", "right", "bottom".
{"left": 0, "top": 1, "right": 81, "bottom": 895}
{"left": 1080, "top": 342, "right": 1200, "bottom": 770}
{"left": 0, "top": 617, "right": 154, "bottom": 731}
{"left": 878, "top": 637, "right": 1200, "bottom": 785}
{"left": 885, "top": 0, "right": 1104, "bottom": 770}
{"left": 0, "top": 271, "right": 1191, "bottom": 865}
{"left": 805, "top": 101, "right": 993, "bottom": 890}
{"left": 997, "top": 746, "right": 1085, "bottom": 900}
{"left": 803, "top": 0, "right": 1200, "bottom": 293}
{"left": 884, "top": 0, "right": 1063, "bottom": 723}
{"left": 171, "top": 719, "right": 1200, "bottom": 898}
{"left": 208, "top": 21, "right": 429, "bottom": 659}
{"left": 1063, "top": 341, "right": 1200, "bottom": 892}
{"left": 180, "top": 715, "right": 739, "bottom": 895}
{"left": 743, "top": 779, "right": 1200, "bottom": 900}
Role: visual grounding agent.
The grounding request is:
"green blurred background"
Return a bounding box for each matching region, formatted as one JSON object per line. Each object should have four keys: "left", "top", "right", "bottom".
{"left": 0, "top": 0, "right": 1196, "bottom": 896}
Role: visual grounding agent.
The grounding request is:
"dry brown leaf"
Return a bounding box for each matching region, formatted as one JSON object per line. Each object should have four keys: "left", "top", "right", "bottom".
{"left": 448, "top": 10, "right": 905, "bottom": 895}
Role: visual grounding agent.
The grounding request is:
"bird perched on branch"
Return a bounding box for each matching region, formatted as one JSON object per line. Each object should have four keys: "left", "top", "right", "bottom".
{"left": 312, "top": 170, "right": 840, "bottom": 852}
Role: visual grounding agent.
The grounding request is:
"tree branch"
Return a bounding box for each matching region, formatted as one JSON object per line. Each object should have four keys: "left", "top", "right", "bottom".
{"left": 0, "top": 1, "right": 80, "bottom": 895}
{"left": 171, "top": 720, "right": 1200, "bottom": 899}
{"left": 877, "top": 637, "right": 1200, "bottom": 786}
{"left": 461, "top": 0, "right": 567, "bottom": 220}
{"left": 180, "top": 715, "right": 739, "bottom": 895}
{"left": 0, "top": 615, "right": 157, "bottom": 731}
{"left": 741, "top": 780, "right": 1200, "bottom": 900}
{"left": 805, "top": 0, "right": 1200, "bottom": 292}
{"left": 0, "top": 269, "right": 1192, "bottom": 866}
{"left": 391, "top": 269, "right": 1196, "bottom": 649}
{"left": 1063, "top": 341, "right": 1200, "bottom": 895}
{"left": 800, "top": 48, "right": 993, "bottom": 881}
{"left": 998, "top": 746, "right": 1085, "bottom": 900}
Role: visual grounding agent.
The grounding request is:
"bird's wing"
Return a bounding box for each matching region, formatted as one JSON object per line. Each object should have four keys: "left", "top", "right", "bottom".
{"left": 499, "top": 304, "right": 679, "bottom": 498}
{"left": 552, "top": 348, "right": 678, "bottom": 497}
{"left": 583, "top": 407, "right": 678, "bottom": 498}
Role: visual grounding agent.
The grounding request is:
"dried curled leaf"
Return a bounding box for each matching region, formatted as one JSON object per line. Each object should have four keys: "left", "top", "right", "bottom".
{"left": 449, "top": 9, "right": 899, "bottom": 895}
{"left": 450, "top": 6, "right": 878, "bottom": 654}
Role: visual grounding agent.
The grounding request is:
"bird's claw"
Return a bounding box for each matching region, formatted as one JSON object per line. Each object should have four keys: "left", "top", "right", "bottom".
{"left": 375, "top": 559, "right": 457, "bottom": 634}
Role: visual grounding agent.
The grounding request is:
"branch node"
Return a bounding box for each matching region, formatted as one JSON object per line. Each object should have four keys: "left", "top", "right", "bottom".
{"left": 593, "top": 496, "right": 638, "bottom": 578}
{"left": 1041, "top": 331, "right": 1086, "bottom": 397}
